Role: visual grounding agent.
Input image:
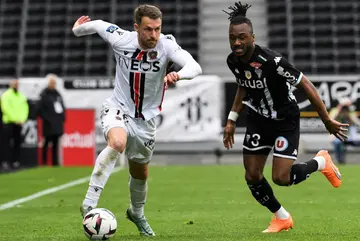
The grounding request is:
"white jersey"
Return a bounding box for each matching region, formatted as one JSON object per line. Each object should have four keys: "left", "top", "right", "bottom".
{"left": 108, "top": 28, "right": 176, "bottom": 120}
{"left": 73, "top": 20, "right": 202, "bottom": 121}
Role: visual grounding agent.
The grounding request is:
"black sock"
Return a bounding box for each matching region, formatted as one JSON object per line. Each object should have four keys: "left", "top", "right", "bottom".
{"left": 289, "top": 159, "right": 318, "bottom": 185}
{"left": 247, "top": 177, "right": 281, "bottom": 213}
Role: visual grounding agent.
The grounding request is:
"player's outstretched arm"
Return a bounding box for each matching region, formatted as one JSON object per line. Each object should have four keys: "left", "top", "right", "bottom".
{"left": 72, "top": 16, "right": 122, "bottom": 46}
{"left": 163, "top": 38, "right": 202, "bottom": 85}
{"left": 72, "top": 16, "right": 98, "bottom": 36}
{"left": 72, "top": 16, "right": 91, "bottom": 31}
{"left": 297, "top": 75, "right": 349, "bottom": 141}
{"left": 164, "top": 50, "right": 202, "bottom": 84}
{"left": 223, "top": 86, "right": 246, "bottom": 149}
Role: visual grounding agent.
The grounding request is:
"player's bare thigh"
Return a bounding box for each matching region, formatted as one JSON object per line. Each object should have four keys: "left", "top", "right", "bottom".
{"left": 244, "top": 154, "right": 268, "bottom": 183}
{"left": 107, "top": 125, "right": 149, "bottom": 180}
{"left": 272, "top": 157, "right": 293, "bottom": 186}
{"left": 107, "top": 127, "right": 127, "bottom": 153}
{"left": 128, "top": 160, "right": 148, "bottom": 180}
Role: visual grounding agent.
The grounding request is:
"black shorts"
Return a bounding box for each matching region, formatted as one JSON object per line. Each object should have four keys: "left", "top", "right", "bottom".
{"left": 243, "top": 111, "right": 300, "bottom": 160}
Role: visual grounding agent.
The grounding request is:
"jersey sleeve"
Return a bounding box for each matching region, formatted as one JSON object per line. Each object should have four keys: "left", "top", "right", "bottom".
{"left": 273, "top": 56, "right": 303, "bottom": 86}
{"left": 72, "top": 20, "right": 128, "bottom": 47}
{"left": 163, "top": 35, "right": 202, "bottom": 79}
{"left": 163, "top": 35, "right": 184, "bottom": 62}
{"left": 226, "top": 54, "right": 243, "bottom": 85}
{"left": 226, "top": 55, "right": 237, "bottom": 76}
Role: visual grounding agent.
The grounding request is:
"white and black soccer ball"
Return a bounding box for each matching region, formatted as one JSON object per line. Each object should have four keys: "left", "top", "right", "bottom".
{"left": 82, "top": 208, "right": 117, "bottom": 240}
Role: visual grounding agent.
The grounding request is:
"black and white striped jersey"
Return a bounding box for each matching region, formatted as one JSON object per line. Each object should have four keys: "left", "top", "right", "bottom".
{"left": 227, "top": 45, "right": 302, "bottom": 120}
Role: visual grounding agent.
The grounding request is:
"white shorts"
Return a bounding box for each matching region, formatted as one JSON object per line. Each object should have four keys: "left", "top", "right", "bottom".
{"left": 100, "top": 102, "right": 156, "bottom": 163}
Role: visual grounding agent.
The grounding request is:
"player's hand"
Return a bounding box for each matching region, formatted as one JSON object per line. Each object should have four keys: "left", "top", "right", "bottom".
{"left": 73, "top": 16, "right": 91, "bottom": 29}
{"left": 164, "top": 71, "right": 180, "bottom": 86}
{"left": 324, "top": 119, "right": 349, "bottom": 142}
{"left": 223, "top": 121, "right": 236, "bottom": 149}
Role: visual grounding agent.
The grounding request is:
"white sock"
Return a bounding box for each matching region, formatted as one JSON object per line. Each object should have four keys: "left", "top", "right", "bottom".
{"left": 313, "top": 156, "right": 326, "bottom": 171}
{"left": 129, "top": 176, "right": 147, "bottom": 218}
{"left": 83, "top": 146, "right": 120, "bottom": 208}
{"left": 275, "top": 206, "right": 290, "bottom": 220}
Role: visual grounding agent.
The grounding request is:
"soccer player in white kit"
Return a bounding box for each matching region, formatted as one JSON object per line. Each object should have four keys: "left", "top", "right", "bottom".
{"left": 72, "top": 5, "right": 202, "bottom": 236}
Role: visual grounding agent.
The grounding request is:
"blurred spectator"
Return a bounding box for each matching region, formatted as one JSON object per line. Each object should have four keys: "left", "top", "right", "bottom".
{"left": 329, "top": 97, "right": 360, "bottom": 164}
{"left": 0, "top": 80, "right": 29, "bottom": 170}
{"left": 37, "top": 74, "right": 66, "bottom": 166}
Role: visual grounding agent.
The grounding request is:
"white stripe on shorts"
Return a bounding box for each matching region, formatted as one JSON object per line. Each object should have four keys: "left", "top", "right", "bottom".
{"left": 273, "top": 153, "right": 297, "bottom": 160}
{"left": 243, "top": 145, "right": 273, "bottom": 151}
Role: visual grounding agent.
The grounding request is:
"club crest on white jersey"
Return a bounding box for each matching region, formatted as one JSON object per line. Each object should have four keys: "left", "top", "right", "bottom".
{"left": 103, "top": 25, "right": 181, "bottom": 120}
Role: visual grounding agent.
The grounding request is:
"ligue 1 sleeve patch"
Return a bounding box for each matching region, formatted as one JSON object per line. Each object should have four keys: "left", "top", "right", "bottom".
{"left": 106, "top": 25, "right": 119, "bottom": 33}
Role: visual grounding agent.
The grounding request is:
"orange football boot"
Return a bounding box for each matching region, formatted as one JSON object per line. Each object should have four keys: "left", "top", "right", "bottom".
{"left": 316, "top": 150, "right": 342, "bottom": 188}
{"left": 262, "top": 215, "right": 294, "bottom": 233}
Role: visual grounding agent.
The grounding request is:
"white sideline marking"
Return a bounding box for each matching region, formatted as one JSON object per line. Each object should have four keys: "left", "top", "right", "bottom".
{"left": 0, "top": 166, "right": 124, "bottom": 211}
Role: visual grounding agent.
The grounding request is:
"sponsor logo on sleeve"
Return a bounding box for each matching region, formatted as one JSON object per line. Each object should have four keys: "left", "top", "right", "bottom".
{"left": 277, "top": 66, "right": 296, "bottom": 83}
{"left": 274, "top": 57, "right": 282, "bottom": 65}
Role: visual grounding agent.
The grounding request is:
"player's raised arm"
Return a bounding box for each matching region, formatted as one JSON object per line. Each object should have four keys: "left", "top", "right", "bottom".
{"left": 72, "top": 16, "right": 124, "bottom": 46}
{"left": 163, "top": 37, "right": 202, "bottom": 85}
{"left": 297, "top": 75, "right": 349, "bottom": 141}
{"left": 272, "top": 56, "right": 348, "bottom": 141}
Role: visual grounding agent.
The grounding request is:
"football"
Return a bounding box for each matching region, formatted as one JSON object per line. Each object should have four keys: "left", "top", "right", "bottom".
{"left": 82, "top": 208, "right": 117, "bottom": 240}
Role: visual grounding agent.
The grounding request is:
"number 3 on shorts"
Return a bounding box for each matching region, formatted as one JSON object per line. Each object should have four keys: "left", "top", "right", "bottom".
{"left": 250, "top": 133, "right": 260, "bottom": 147}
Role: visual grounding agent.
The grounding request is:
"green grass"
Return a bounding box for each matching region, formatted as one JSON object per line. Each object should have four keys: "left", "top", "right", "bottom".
{"left": 0, "top": 164, "right": 359, "bottom": 241}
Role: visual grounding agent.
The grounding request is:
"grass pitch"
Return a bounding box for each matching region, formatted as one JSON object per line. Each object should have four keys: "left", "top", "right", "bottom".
{"left": 0, "top": 164, "right": 359, "bottom": 241}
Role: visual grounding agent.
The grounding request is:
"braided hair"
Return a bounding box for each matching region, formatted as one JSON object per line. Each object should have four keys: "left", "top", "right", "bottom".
{"left": 223, "top": 1, "right": 253, "bottom": 33}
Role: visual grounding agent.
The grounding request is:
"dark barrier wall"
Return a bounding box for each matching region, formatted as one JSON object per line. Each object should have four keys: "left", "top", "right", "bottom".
{"left": 19, "top": 100, "right": 38, "bottom": 167}
{"left": 0, "top": 0, "right": 199, "bottom": 77}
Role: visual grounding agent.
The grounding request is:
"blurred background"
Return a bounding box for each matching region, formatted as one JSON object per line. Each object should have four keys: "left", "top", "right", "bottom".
{"left": 0, "top": 0, "right": 359, "bottom": 171}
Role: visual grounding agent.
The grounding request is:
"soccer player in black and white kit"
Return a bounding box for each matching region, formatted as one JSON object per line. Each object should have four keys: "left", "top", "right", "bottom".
{"left": 72, "top": 5, "right": 202, "bottom": 236}
{"left": 222, "top": 2, "right": 349, "bottom": 233}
